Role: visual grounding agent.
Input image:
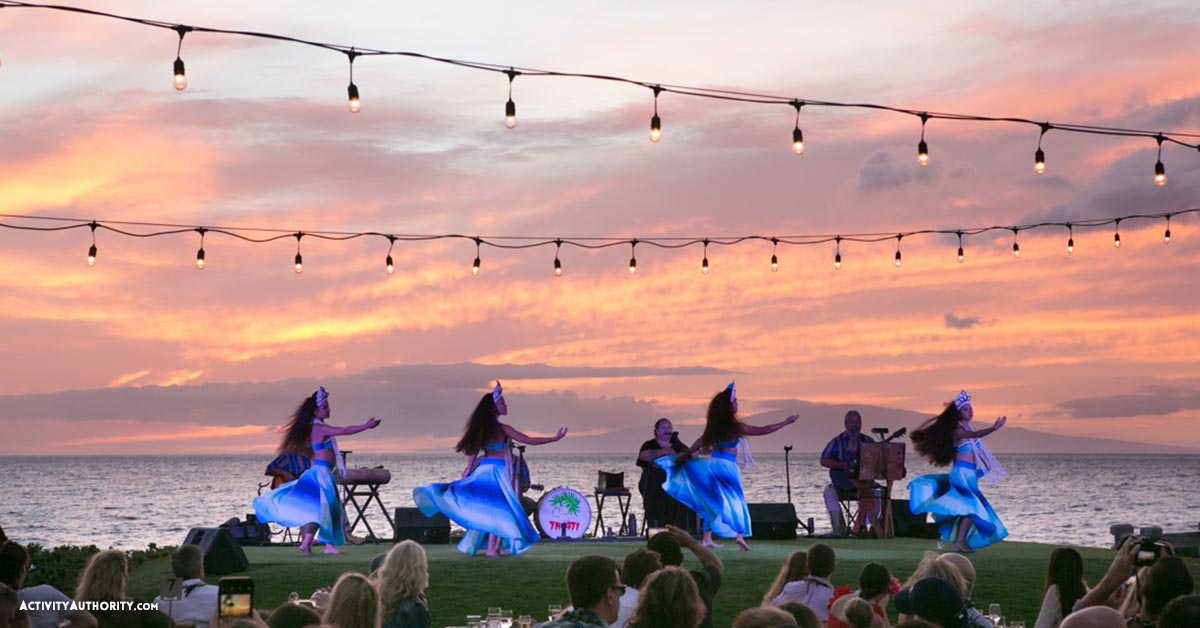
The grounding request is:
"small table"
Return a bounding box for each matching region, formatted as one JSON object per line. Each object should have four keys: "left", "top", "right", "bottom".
{"left": 593, "top": 487, "right": 632, "bottom": 536}
{"left": 337, "top": 466, "right": 393, "bottom": 543}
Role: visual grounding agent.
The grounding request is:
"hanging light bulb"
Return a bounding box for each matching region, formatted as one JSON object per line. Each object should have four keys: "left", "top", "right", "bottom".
{"left": 791, "top": 100, "right": 805, "bottom": 155}
{"left": 553, "top": 240, "right": 562, "bottom": 276}
{"left": 956, "top": 232, "right": 964, "bottom": 263}
{"left": 1034, "top": 123, "right": 1050, "bottom": 175}
{"left": 505, "top": 69, "right": 519, "bottom": 129}
{"left": 1067, "top": 224, "right": 1074, "bottom": 253}
{"left": 1164, "top": 216, "right": 1172, "bottom": 244}
{"left": 1012, "top": 228, "right": 1021, "bottom": 258}
{"left": 834, "top": 236, "right": 842, "bottom": 270}
{"left": 628, "top": 240, "right": 638, "bottom": 275}
{"left": 472, "top": 238, "right": 481, "bottom": 276}
{"left": 771, "top": 238, "right": 779, "bottom": 272}
{"left": 385, "top": 236, "right": 396, "bottom": 275}
{"left": 87, "top": 222, "right": 98, "bottom": 267}
{"left": 1113, "top": 220, "right": 1121, "bottom": 248}
{"left": 701, "top": 240, "right": 710, "bottom": 275}
{"left": 894, "top": 235, "right": 903, "bottom": 267}
{"left": 172, "top": 26, "right": 190, "bottom": 91}
{"left": 195, "top": 228, "right": 206, "bottom": 269}
{"left": 1154, "top": 135, "right": 1166, "bottom": 186}
{"left": 649, "top": 86, "right": 662, "bottom": 143}
{"left": 293, "top": 233, "right": 303, "bottom": 273}
{"left": 346, "top": 50, "right": 361, "bottom": 113}
{"left": 917, "top": 113, "right": 930, "bottom": 167}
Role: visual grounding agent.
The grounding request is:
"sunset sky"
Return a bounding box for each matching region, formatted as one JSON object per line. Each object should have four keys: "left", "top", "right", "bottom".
{"left": 2, "top": 1, "right": 1200, "bottom": 455}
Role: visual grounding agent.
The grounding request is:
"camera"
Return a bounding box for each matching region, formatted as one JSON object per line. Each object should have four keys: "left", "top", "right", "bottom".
{"left": 1135, "top": 538, "right": 1165, "bottom": 567}
{"left": 218, "top": 576, "right": 254, "bottom": 619}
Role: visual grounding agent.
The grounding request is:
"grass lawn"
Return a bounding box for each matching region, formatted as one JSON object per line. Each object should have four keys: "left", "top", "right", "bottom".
{"left": 128, "top": 538, "right": 1200, "bottom": 627}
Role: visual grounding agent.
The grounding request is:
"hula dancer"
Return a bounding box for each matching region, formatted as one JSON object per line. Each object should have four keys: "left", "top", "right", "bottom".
{"left": 908, "top": 390, "right": 1008, "bottom": 552}
{"left": 253, "top": 386, "right": 381, "bottom": 555}
{"left": 413, "top": 381, "right": 567, "bottom": 557}
{"left": 658, "top": 382, "right": 799, "bottom": 551}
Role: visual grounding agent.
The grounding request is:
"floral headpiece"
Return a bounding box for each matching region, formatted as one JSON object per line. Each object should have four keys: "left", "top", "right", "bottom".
{"left": 954, "top": 390, "right": 971, "bottom": 410}
{"left": 726, "top": 381, "right": 737, "bottom": 406}
{"left": 492, "top": 381, "right": 503, "bottom": 405}
{"left": 314, "top": 386, "right": 328, "bottom": 407}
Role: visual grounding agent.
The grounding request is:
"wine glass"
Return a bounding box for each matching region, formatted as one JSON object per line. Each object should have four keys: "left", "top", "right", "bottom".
{"left": 1010, "top": 621, "right": 1025, "bottom": 628}
{"left": 548, "top": 604, "right": 563, "bottom": 622}
{"left": 987, "top": 604, "right": 1002, "bottom": 624}
{"left": 487, "top": 608, "right": 502, "bottom": 628}
{"left": 518, "top": 614, "right": 533, "bottom": 628}
{"left": 500, "top": 610, "right": 513, "bottom": 628}
{"left": 467, "top": 615, "right": 482, "bottom": 628}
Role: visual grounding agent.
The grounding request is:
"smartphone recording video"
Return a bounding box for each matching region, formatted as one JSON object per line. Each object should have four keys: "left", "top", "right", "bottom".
{"left": 218, "top": 576, "right": 254, "bottom": 618}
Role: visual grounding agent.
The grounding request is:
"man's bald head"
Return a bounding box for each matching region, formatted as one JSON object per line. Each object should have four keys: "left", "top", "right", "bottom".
{"left": 1060, "top": 606, "right": 1125, "bottom": 628}
{"left": 936, "top": 553, "right": 976, "bottom": 595}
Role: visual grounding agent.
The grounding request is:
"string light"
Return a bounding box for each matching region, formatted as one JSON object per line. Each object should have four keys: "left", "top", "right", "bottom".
{"left": 791, "top": 100, "right": 805, "bottom": 155}
{"left": 770, "top": 238, "right": 779, "bottom": 271}
{"left": 834, "top": 236, "right": 842, "bottom": 270}
{"left": 1034, "top": 123, "right": 1050, "bottom": 175}
{"left": 628, "top": 239, "right": 637, "bottom": 275}
{"left": 701, "top": 239, "right": 710, "bottom": 275}
{"left": 293, "top": 232, "right": 303, "bottom": 273}
{"left": 956, "top": 231, "right": 964, "bottom": 263}
{"left": 87, "top": 222, "right": 97, "bottom": 267}
{"left": 553, "top": 239, "right": 562, "bottom": 276}
{"left": 1067, "top": 224, "right": 1074, "bottom": 253}
{"left": 505, "top": 69, "right": 519, "bottom": 129}
{"left": 472, "top": 237, "right": 481, "bottom": 276}
{"left": 385, "top": 235, "right": 395, "bottom": 275}
{"left": 649, "top": 86, "right": 662, "bottom": 143}
{"left": 1164, "top": 216, "right": 1172, "bottom": 244}
{"left": 894, "top": 234, "right": 902, "bottom": 267}
{"left": 1012, "top": 228, "right": 1021, "bottom": 258}
{"left": 346, "top": 50, "right": 361, "bottom": 113}
{"left": 1113, "top": 219, "right": 1121, "bottom": 248}
{"left": 195, "top": 227, "right": 206, "bottom": 269}
{"left": 917, "top": 113, "right": 930, "bottom": 167}
{"left": 171, "top": 25, "right": 190, "bottom": 91}
{"left": 1154, "top": 135, "right": 1166, "bottom": 187}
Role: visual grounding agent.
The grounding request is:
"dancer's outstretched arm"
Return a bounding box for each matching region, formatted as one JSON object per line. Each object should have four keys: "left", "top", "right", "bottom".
{"left": 739, "top": 414, "right": 799, "bottom": 436}
{"left": 500, "top": 423, "right": 567, "bottom": 445}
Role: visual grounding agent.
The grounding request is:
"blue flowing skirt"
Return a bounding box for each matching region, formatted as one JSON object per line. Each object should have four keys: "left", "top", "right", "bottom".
{"left": 253, "top": 460, "right": 345, "bottom": 545}
{"left": 656, "top": 451, "right": 751, "bottom": 537}
{"left": 908, "top": 460, "right": 1007, "bottom": 550}
{"left": 412, "top": 457, "right": 538, "bottom": 555}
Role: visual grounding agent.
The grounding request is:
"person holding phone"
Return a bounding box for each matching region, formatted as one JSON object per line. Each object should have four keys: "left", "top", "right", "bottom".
{"left": 636, "top": 418, "right": 693, "bottom": 532}
{"left": 413, "top": 381, "right": 567, "bottom": 557}
{"left": 254, "top": 386, "right": 381, "bottom": 555}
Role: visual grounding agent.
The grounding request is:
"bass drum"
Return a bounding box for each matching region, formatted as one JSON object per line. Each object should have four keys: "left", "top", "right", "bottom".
{"left": 535, "top": 486, "right": 592, "bottom": 539}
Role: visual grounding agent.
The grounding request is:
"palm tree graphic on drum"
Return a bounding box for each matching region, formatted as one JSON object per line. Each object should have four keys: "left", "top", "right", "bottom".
{"left": 536, "top": 487, "right": 591, "bottom": 538}
{"left": 549, "top": 491, "right": 581, "bottom": 515}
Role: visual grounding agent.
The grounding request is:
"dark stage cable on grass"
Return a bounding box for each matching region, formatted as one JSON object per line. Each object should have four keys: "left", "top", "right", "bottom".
{"left": 0, "top": 210, "right": 1197, "bottom": 276}
{"left": 2, "top": 2, "right": 1199, "bottom": 185}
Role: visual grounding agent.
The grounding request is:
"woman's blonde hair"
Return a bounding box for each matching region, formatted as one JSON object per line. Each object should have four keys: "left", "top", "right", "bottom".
{"left": 762, "top": 550, "right": 808, "bottom": 605}
{"left": 324, "top": 572, "right": 381, "bottom": 628}
{"left": 628, "top": 567, "right": 706, "bottom": 628}
{"left": 842, "top": 598, "right": 875, "bottom": 628}
{"left": 374, "top": 540, "right": 429, "bottom": 614}
{"left": 75, "top": 550, "right": 128, "bottom": 602}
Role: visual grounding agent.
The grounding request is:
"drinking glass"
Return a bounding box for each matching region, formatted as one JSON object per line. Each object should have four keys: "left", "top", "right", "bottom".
{"left": 467, "top": 615, "right": 482, "bottom": 628}
{"left": 996, "top": 617, "right": 1005, "bottom": 627}
{"left": 310, "top": 590, "right": 330, "bottom": 611}
{"left": 1010, "top": 621, "right": 1024, "bottom": 628}
{"left": 518, "top": 614, "right": 533, "bottom": 628}
{"left": 987, "top": 603, "right": 1002, "bottom": 623}
{"left": 287, "top": 592, "right": 299, "bottom": 604}
{"left": 548, "top": 605, "right": 563, "bottom": 622}
{"left": 500, "top": 610, "right": 513, "bottom": 628}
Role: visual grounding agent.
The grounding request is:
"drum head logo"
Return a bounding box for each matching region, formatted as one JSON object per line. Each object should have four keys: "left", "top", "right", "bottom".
{"left": 549, "top": 491, "right": 582, "bottom": 516}
{"left": 535, "top": 487, "right": 592, "bottom": 539}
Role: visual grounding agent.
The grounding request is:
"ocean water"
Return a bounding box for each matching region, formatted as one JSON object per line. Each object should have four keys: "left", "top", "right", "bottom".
{"left": 4, "top": 453, "right": 1197, "bottom": 550}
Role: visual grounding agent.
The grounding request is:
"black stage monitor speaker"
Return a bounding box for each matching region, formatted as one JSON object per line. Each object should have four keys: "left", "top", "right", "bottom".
{"left": 183, "top": 527, "right": 248, "bottom": 575}
{"left": 394, "top": 508, "right": 450, "bottom": 544}
{"left": 748, "top": 503, "right": 798, "bottom": 540}
{"left": 891, "top": 499, "right": 937, "bottom": 538}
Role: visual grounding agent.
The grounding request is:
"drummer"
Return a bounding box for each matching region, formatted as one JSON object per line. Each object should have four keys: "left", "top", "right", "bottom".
{"left": 636, "top": 418, "right": 695, "bottom": 532}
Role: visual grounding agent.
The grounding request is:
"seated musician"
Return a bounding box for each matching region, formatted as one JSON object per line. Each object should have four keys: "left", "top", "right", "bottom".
{"left": 819, "top": 410, "right": 880, "bottom": 537}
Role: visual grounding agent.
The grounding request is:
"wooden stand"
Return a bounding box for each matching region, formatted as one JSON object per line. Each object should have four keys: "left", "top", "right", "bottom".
{"left": 856, "top": 442, "right": 906, "bottom": 538}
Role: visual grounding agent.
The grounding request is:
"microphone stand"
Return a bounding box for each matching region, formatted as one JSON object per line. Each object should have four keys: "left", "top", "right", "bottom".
{"left": 783, "top": 445, "right": 793, "bottom": 503}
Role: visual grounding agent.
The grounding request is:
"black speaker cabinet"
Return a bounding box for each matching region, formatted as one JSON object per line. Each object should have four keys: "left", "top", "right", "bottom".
{"left": 891, "top": 499, "right": 938, "bottom": 538}
{"left": 183, "top": 527, "right": 248, "bottom": 575}
{"left": 394, "top": 508, "right": 450, "bottom": 544}
{"left": 748, "top": 502, "right": 798, "bottom": 540}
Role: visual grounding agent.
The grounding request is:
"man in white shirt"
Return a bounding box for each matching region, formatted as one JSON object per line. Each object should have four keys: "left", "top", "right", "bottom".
{"left": 0, "top": 542, "right": 96, "bottom": 628}
{"left": 768, "top": 542, "right": 837, "bottom": 623}
{"left": 612, "top": 549, "right": 662, "bottom": 628}
{"left": 152, "top": 545, "right": 218, "bottom": 628}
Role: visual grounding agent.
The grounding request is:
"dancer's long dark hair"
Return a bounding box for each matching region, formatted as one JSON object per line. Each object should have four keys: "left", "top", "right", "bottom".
{"left": 700, "top": 387, "right": 739, "bottom": 450}
{"left": 1045, "top": 547, "right": 1086, "bottom": 617}
{"left": 278, "top": 394, "right": 318, "bottom": 455}
{"left": 910, "top": 401, "right": 961, "bottom": 467}
{"left": 456, "top": 393, "right": 502, "bottom": 455}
